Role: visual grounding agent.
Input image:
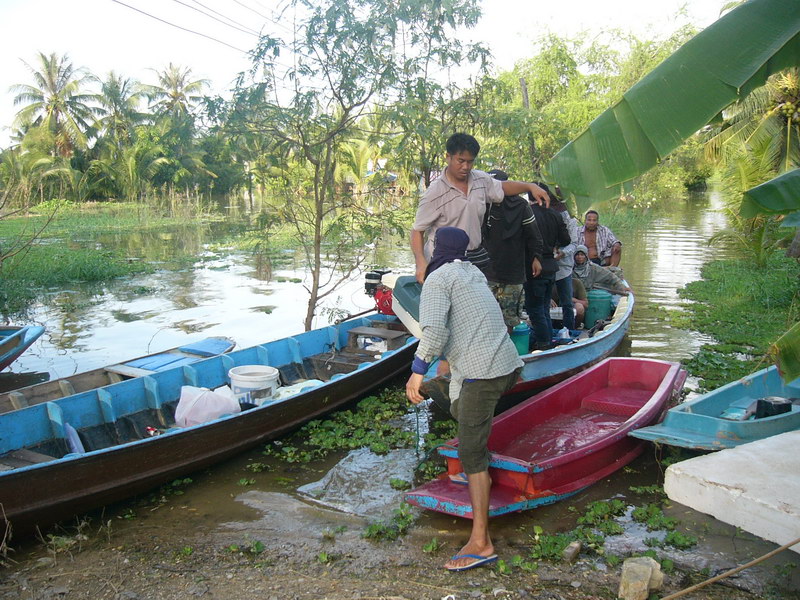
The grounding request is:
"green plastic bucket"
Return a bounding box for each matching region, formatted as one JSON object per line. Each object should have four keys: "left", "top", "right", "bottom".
{"left": 585, "top": 289, "right": 612, "bottom": 327}
{"left": 510, "top": 322, "right": 531, "bottom": 355}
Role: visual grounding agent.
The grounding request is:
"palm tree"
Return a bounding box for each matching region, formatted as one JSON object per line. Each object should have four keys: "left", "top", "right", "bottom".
{"left": 704, "top": 68, "right": 800, "bottom": 265}
{"left": 144, "top": 63, "right": 209, "bottom": 123}
{"left": 93, "top": 71, "right": 146, "bottom": 159}
{"left": 10, "top": 52, "right": 98, "bottom": 158}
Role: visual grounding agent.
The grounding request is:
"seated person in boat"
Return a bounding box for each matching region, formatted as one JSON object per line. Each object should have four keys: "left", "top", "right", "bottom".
{"left": 552, "top": 277, "right": 588, "bottom": 328}
{"left": 573, "top": 245, "right": 631, "bottom": 295}
{"left": 410, "top": 132, "right": 549, "bottom": 284}
{"left": 482, "top": 169, "right": 544, "bottom": 330}
{"left": 406, "top": 226, "right": 522, "bottom": 572}
{"left": 578, "top": 210, "right": 622, "bottom": 266}
{"left": 524, "top": 184, "right": 571, "bottom": 351}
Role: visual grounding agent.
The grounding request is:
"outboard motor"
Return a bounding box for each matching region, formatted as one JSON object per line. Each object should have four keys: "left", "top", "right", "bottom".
{"left": 365, "top": 270, "right": 395, "bottom": 315}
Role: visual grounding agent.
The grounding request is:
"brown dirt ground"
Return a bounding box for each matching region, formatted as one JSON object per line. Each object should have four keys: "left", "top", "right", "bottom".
{"left": 1, "top": 493, "right": 794, "bottom": 600}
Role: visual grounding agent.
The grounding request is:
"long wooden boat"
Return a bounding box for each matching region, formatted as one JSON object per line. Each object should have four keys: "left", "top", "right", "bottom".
{"left": 0, "top": 325, "right": 45, "bottom": 372}
{"left": 0, "top": 314, "right": 416, "bottom": 537}
{"left": 0, "top": 336, "right": 236, "bottom": 414}
{"left": 390, "top": 275, "right": 635, "bottom": 412}
{"left": 405, "top": 357, "right": 686, "bottom": 518}
{"left": 629, "top": 365, "right": 800, "bottom": 451}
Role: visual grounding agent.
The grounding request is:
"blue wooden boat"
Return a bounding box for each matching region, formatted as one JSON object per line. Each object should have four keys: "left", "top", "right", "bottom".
{"left": 390, "top": 275, "right": 634, "bottom": 412}
{"left": 0, "top": 314, "right": 416, "bottom": 536}
{"left": 0, "top": 325, "right": 45, "bottom": 372}
{"left": 0, "top": 336, "right": 236, "bottom": 414}
{"left": 629, "top": 365, "right": 800, "bottom": 451}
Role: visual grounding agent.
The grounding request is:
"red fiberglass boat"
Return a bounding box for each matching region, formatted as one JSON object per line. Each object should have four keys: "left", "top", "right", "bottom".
{"left": 406, "top": 357, "right": 687, "bottom": 518}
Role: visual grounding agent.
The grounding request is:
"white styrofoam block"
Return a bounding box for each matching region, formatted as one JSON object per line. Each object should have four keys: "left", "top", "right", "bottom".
{"left": 665, "top": 430, "right": 800, "bottom": 553}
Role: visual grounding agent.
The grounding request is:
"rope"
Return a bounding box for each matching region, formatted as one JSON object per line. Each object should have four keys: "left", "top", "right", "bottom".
{"left": 660, "top": 535, "right": 800, "bottom": 600}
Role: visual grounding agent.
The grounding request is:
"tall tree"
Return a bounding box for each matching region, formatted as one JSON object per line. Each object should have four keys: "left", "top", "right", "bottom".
{"left": 93, "top": 71, "right": 146, "bottom": 160}
{"left": 10, "top": 52, "right": 98, "bottom": 157}
{"left": 144, "top": 63, "right": 209, "bottom": 123}
{"left": 231, "top": 0, "right": 486, "bottom": 331}
{"left": 143, "top": 65, "right": 211, "bottom": 195}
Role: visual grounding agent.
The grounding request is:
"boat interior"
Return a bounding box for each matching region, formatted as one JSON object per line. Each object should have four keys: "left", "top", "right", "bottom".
{"left": 0, "top": 315, "right": 412, "bottom": 472}
{"left": 486, "top": 358, "right": 676, "bottom": 463}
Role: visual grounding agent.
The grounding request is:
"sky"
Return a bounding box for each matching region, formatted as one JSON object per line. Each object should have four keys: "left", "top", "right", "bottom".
{"left": 0, "top": 0, "right": 727, "bottom": 148}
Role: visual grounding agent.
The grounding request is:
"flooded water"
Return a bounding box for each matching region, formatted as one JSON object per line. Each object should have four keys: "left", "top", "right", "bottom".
{"left": 5, "top": 191, "right": 798, "bottom": 592}
{"left": 4, "top": 191, "right": 725, "bottom": 386}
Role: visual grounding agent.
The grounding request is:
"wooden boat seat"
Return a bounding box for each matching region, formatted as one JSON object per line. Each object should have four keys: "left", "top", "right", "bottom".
{"left": 0, "top": 449, "right": 56, "bottom": 471}
{"left": 581, "top": 387, "right": 652, "bottom": 417}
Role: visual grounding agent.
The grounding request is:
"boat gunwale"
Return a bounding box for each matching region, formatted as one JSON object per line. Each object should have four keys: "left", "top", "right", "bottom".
{"left": 0, "top": 317, "right": 418, "bottom": 476}
{"left": 438, "top": 357, "right": 681, "bottom": 472}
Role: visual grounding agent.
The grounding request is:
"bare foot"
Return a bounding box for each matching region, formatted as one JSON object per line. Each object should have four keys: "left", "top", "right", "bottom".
{"left": 444, "top": 541, "right": 496, "bottom": 571}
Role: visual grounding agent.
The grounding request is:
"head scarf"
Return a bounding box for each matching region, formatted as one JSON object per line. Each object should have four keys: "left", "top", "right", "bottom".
{"left": 425, "top": 227, "right": 469, "bottom": 279}
{"left": 573, "top": 244, "right": 590, "bottom": 279}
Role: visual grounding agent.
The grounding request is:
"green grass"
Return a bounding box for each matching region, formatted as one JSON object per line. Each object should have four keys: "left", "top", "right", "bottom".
{"left": 0, "top": 201, "right": 231, "bottom": 318}
{"left": 0, "top": 200, "right": 226, "bottom": 239}
{"left": 669, "top": 256, "right": 799, "bottom": 390}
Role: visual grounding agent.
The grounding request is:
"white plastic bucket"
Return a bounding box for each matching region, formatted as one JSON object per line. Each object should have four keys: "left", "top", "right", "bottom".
{"left": 228, "top": 365, "right": 280, "bottom": 406}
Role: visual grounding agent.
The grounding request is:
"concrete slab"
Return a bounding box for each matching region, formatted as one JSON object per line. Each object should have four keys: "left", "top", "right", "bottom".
{"left": 664, "top": 430, "right": 800, "bottom": 554}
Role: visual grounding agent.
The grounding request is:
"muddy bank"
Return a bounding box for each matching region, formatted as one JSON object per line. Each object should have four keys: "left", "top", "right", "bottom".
{"left": 0, "top": 497, "right": 794, "bottom": 600}
{"left": 2, "top": 448, "right": 799, "bottom": 600}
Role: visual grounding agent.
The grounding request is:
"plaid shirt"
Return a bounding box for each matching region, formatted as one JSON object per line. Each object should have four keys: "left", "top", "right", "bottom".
{"left": 578, "top": 224, "right": 620, "bottom": 262}
{"left": 416, "top": 261, "right": 523, "bottom": 400}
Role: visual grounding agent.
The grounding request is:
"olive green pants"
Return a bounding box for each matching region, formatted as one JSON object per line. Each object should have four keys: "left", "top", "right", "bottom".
{"left": 450, "top": 368, "right": 521, "bottom": 474}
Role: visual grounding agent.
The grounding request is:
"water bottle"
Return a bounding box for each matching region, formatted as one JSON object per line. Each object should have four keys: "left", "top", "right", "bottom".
{"left": 558, "top": 327, "right": 570, "bottom": 340}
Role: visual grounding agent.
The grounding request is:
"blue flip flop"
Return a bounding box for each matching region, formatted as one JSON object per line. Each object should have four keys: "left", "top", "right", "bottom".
{"left": 445, "top": 553, "right": 498, "bottom": 572}
{"left": 448, "top": 472, "right": 468, "bottom": 485}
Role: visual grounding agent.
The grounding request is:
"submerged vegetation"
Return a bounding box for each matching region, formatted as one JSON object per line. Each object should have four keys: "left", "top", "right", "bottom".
{"left": 670, "top": 256, "right": 800, "bottom": 390}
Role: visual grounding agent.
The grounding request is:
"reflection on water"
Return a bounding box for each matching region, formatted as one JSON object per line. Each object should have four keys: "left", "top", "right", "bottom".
{"left": 624, "top": 191, "right": 732, "bottom": 365}
{"left": 3, "top": 193, "right": 728, "bottom": 389}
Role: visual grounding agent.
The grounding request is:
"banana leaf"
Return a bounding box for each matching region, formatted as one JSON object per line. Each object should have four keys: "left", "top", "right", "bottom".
{"left": 769, "top": 321, "right": 800, "bottom": 383}
{"left": 546, "top": 0, "right": 800, "bottom": 213}
{"left": 741, "top": 168, "right": 800, "bottom": 228}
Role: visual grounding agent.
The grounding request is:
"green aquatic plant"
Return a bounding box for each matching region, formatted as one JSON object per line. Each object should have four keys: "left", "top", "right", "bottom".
{"left": 264, "top": 387, "right": 415, "bottom": 463}
{"left": 629, "top": 485, "right": 666, "bottom": 497}
{"left": 510, "top": 554, "right": 539, "bottom": 572}
{"left": 362, "top": 502, "right": 415, "bottom": 542}
{"left": 631, "top": 504, "right": 676, "bottom": 531}
{"left": 578, "top": 499, "right": 627, "bottom": 526}
{"left": 663, "top": 530, "right": 697, "bottom": 549}
{"left": 527, "top": 524, "right": 573, "bottom": 561}
{"left": 674, "top": 257, "right": 799, "bottom": 390}
{"left": 244, "top": 461, "right": 271, "bottom": 473}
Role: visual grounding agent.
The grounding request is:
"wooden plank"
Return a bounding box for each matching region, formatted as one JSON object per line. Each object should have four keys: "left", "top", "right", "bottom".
{"left": 0, "top": 449, "right": 57, "bottom": 470}
{"left": 104, "top": 364, "right": 156, "bottom": 379}
{"left": 9, "top": 392, "right": 28, "bottom": 411}
{"left": 58, "top": 380, "right": 76, "bottom": 398}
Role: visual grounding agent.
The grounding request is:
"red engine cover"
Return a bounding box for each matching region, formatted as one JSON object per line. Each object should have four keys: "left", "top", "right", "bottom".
{"left": 374, "top": 286, "right": 395, "bottom": 315}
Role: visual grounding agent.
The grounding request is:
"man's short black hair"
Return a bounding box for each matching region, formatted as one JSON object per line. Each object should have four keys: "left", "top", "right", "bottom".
{"left": 446, "top": 133, "right": 480, "bottom": 157}
{"left": 585, "top": 210, "right": 599, "bottom": 218}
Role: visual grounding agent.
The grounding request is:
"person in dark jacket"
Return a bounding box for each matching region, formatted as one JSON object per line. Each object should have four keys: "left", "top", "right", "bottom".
{"left": 524, "top": 183, "right": 571, "bottom": 350}
{"left": 482, "top": 170, "right": 544, "bottom": 329}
